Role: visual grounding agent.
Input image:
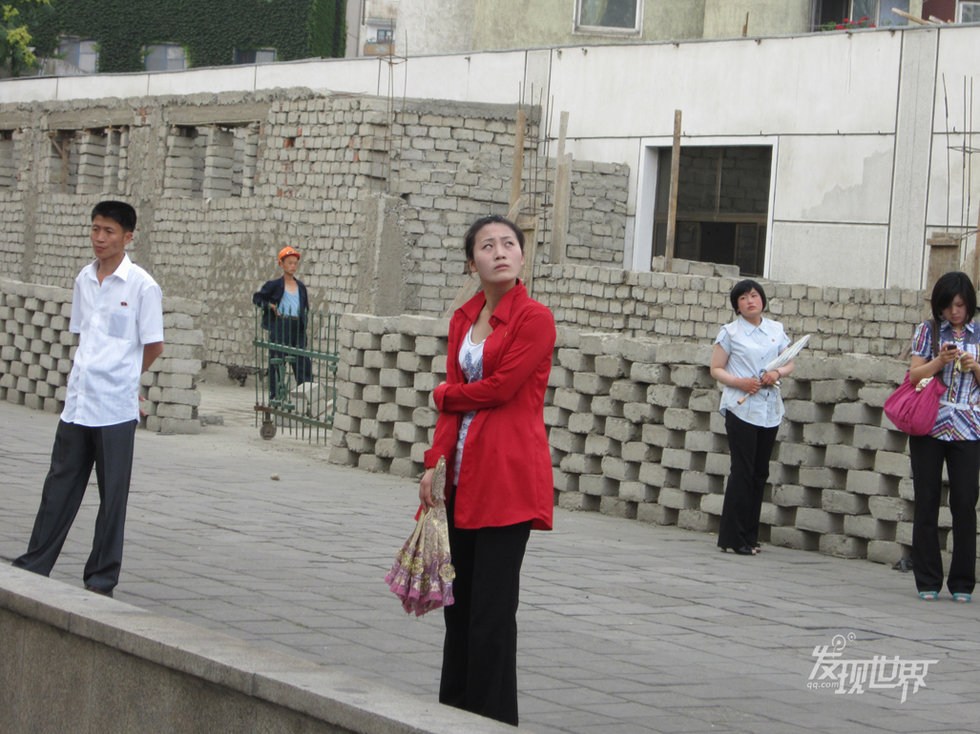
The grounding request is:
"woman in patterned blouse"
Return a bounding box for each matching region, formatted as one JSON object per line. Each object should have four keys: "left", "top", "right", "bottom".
{"left": 907, "top": 271, "right": 980, "bottom": 603}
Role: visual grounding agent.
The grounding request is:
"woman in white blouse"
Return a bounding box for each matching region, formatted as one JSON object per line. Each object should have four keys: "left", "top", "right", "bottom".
{"left": 710, "top": 280, "right": 795, "bottom": 556}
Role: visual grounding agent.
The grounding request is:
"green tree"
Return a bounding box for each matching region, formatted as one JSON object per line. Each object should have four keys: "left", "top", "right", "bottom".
{"left": 1, "top": 0, "right": 50, "bottom": 76}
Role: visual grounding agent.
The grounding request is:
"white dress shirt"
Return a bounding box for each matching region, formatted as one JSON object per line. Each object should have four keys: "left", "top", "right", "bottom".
{"left": 715, "top": 316, "right": 789, "bottom": 428}
{"left": 61, "top": 254, "right": 164, "bottom": 427}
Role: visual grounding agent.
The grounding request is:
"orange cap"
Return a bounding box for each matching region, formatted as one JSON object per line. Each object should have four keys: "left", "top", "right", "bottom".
{"left": 278, "top": 246, "right": 301, "bottom": 262}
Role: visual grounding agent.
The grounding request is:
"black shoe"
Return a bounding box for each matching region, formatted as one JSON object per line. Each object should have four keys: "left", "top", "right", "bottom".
{"left": 720, "top": 545, "right": 757, "bottom": 556}
{"left": 85, "top": 585, "right": 113, "bottom": 598}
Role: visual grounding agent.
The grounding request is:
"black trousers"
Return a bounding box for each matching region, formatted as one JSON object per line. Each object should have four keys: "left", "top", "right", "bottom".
{"left": 440, "top": 508, "right": 531, "bottom": 727}
{"left": 718, "top": 412, "right": 778, "bottom": 550}
{"left": 268, "top": 316, "right": 311, "bottom": 399}
{"left": 13, "top": 419, "right": 137, "bottom": 593}
{"left": 908, "top": 435, "right": 979, "bottom": 594}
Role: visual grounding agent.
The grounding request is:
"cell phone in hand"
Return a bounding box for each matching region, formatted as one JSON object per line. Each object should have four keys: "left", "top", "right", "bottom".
{"left": 943, "top": 342, "right": 958, "bottom": 352}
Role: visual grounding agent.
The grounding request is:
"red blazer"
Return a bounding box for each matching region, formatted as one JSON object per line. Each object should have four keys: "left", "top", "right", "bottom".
{"left": 424, "top": 282, "right": 556, "bottom": 531}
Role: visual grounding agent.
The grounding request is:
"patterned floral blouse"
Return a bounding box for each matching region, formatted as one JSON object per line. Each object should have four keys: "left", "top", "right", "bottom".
{"left": 911, "top": 320, "right": 980, "bottom": 441}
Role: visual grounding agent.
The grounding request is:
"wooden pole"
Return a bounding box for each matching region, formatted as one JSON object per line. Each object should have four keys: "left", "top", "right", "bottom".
{"left": 550, "top": 111, "right": 570, "bottom": 264}
{"left": 664, "top": 109, "right": 682, "bottom": 272}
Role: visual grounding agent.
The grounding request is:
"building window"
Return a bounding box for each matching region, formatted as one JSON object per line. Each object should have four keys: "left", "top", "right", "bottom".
{"left": 144, "top": 44, "right": 187, "bottom": 71}
{"left": 813, "top": 0, "right": 911, "bottom": 29}
{"left": 233, "top": 48, "right": 277, "bottom": 64}
{"left": 55, "top": 37, "right": 98, "bottom": 74}
{"left": 651, "top": 146, "right": 772, "bottom": 276}
{"left": 959, "top": 1, "right": 980, "bottom": 22}
{"left": 575, "top": 0, "right": 640, "bottom": 32}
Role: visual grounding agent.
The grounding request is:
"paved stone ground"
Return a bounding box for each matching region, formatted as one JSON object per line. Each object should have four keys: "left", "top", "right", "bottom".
{"left": 1, "top": 379, "right": 978, "bottom": 733}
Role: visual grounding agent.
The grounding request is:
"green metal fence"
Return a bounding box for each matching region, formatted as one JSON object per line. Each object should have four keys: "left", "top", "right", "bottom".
{"left": 253, "top": 306, "right": 339, "bottom": 443}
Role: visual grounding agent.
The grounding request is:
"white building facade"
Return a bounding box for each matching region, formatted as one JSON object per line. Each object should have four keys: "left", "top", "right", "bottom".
{"left": 3, "top": 24, "right": 978, "bottom": 290}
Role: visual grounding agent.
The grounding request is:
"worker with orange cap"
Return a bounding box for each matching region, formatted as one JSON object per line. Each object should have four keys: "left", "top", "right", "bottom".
{"left": 252, "top": 246, "right": 311, "bottom": 399}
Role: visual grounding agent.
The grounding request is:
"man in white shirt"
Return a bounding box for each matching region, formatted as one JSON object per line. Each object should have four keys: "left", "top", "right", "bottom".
{"left": 13, "top": 201, "right": 164, "bottom": 598}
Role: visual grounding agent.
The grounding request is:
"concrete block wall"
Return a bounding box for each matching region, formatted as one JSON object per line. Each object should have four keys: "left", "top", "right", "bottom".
{"left": 531, "top": 263, "right": 926, "bottom": 358}
{"left": 0, "top": 278, "right": 204, "bottom": 435}
{"left": 328, "top": 313, "right": 975, "bottom": 568}
{"left": 0, "top": 90, "right": 630, "bottom": 371}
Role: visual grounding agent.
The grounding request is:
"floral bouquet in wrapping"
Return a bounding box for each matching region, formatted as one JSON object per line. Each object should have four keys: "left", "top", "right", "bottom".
{"left": 384, "top": 456, "right": 455, "bottom": 616}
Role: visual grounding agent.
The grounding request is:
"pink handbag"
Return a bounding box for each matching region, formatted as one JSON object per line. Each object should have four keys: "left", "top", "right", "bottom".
{"left": 883, "top": 373, "right": 945, "bottom": 435}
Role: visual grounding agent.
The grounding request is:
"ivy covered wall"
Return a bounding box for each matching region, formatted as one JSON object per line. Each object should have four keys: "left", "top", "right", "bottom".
{"left": 26, "top": 0, "right": 345, "bottom": 72}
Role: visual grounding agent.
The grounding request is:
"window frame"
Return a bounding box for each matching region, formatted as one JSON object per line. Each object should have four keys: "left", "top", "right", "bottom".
{"left": 574, "top": 0, "right": 642, "bottom": 36}
{"left": 958, "top": 1, "right": 980, "bottom": 22}
{"left": 631, "top": 136, "right": 779, "bottom": 276}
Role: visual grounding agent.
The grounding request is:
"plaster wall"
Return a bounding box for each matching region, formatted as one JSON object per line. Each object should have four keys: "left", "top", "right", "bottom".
{"left": 702, "top": 0, "right": 810, "bottom": 38}
{"left": 3, "top": 27, "right": 980, "bottom": 290}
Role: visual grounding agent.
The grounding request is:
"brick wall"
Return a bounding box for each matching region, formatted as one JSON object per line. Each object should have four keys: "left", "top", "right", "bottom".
{"left": 328, "top": 313, "right": 964, "bottom": 567}
{"left": 0, "top": 90, "right": 631, "bottom": 373}
{"left": 0, "top": 278, "right": 204, "bottom": 434}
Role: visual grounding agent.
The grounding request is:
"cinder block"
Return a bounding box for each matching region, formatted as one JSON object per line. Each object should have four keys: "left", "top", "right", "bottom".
{"left": 819, "top": 534, "right": 867, "bottom": 558}
{"left": 798, "top": 466, "right": 844, "bottom": 489}
{"left": 796, "top": 508, "right": 843, "bottom": 534}
{"left": 661, "top": 448, "right": 702, "bottom": 471}
{"left": 679, "top": 471, "right": 722, "bottom": 494}
{"left": 636, "top": 503, "right": 677, "bottom": 525}
{"left": 843, "top": 514, "right": 892, "bottom": 540}
{"left": 579, "top": 474, "right": 617, "bottom": 496}
{"left": 600, "top": 455, "right": 636, "bottom": 481}
{"left": 770, "top": 527, "right": 819, "bottom": 550}
{"left": 591, "top": 396, "right": 624, "bottom": 418}
{"left": 868, "top": 495, "right": 913, "bottom": 522}
{"left": 760, "top": 502, "right": 795, "bottom": 527}
{"left": 845, "top": 470, "right": 897, "bottom": 496}
{"left": 659, "top": 487, "right": 698, "bottom": 509}
{"left": 678, "top": 509, "right": 716, "bottom": 532}
{"left": 558, "top": 491, "right": 599, "bottom": 512}
{"left": 560, "top": 453, "right": 602, "bottom": 475}
{"left": 619, "top": 481, "right": 656, "bottom": 502}
{"left": 599, "top": 496, "right": 637, "bottom": 518}
{"left": 821, "top": 489, "right": 868, "bottom": 515}
{"left": 873, "top": 450, "right": 910, "bottom": 477}
{"left": 824, "top": 445, "right": 873, "bottom": 470}
{"left": 568, "top": 412, "right": 602, "bottom": 434}
{"left": 638, "top": 461, "right": 669, "bottom": 488}
{"left": 802, "top": 423, "right": 850, "bottom": 446}
{"left": 867, "top": 540, "right": 906, "bottom": 566}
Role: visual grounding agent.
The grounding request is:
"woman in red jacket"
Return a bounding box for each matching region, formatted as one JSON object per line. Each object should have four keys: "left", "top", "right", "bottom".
{"left": 419, "top": 214, "right": 555, "bottom": 726}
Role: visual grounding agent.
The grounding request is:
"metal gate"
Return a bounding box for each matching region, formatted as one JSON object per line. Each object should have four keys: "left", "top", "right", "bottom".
{"left": 253, "top": 306, "right": 339, "bottom": 443}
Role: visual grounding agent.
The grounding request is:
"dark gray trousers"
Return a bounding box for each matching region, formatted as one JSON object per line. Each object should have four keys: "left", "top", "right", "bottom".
{"left": 13, "top": 419, "right": 137, "bottom": 593}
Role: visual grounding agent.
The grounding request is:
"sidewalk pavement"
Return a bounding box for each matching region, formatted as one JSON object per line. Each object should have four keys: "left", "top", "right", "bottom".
{"left": 1, "top": 379, "right": 978, "bottom": 734}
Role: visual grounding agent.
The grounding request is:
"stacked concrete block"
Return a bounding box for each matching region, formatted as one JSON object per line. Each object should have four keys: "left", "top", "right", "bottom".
{"left": 0, "top": 130, "right": 20, "bottom": 188}
{"left": 328, "top": 313, "right": 979, "bottom": 570}
{"left": 0, "top": 278, "right": 203, "bottom": 435}
{"left": 164, "top": 127, "right": 204, "bottom": 196}
{"left": 203, "top": 127, "right": 236, "bottom": 198}
{"left": 75, "top": 130, "right": 106, "bottom": 195}
{"left": 329, "top": 313, "right": 447, "bottom": 479}
{"left": 532, "top": 262, "right": 925, "bottom": 360}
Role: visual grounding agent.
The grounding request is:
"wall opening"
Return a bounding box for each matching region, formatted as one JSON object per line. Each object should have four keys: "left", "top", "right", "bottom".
{"left": 650, "top": 145, "right": 772, "bottom": 276}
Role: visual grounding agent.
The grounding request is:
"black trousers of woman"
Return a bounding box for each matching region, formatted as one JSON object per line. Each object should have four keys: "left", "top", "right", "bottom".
{"left": 908, "top": 435, "right": 979, "bottom": 594}
{"left": 440, "top": 507, "right": 531, "bottom": 727}
{"left": 718, "top": 412, "right": 778, "bottom": 550}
